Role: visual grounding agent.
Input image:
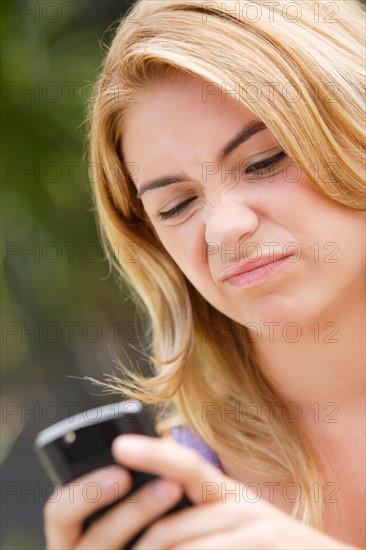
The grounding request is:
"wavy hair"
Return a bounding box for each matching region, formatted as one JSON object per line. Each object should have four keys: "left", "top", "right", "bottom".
{"left": 87, "top": 0, "right": 366, "bottom": 531}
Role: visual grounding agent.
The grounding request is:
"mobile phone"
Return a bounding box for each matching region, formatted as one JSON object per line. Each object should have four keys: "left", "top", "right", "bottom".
{"left": 34, "top": 399, "right": 192, "bottom": 549}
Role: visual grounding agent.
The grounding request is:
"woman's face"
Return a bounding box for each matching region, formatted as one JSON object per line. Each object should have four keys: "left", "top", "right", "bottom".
{"left": 123, "top": 73, "right": 365, "bottom": 328}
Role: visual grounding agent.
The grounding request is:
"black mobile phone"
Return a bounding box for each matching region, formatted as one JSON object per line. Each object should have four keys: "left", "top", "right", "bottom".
{"left": 34, "top": 399, "right": 192, "bottom": 549}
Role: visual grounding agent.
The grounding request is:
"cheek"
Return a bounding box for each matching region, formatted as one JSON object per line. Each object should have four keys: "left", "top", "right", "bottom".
{"left": 158, "top": 231, "right": 240, "bottom": 321}
{"left": 153, "top": 222, "right": 215, "bottom": 290}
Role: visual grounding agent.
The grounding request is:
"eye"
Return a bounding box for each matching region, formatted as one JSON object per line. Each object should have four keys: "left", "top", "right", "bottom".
{"left": 156, "top": 150, "right": 288, "bottom": 222}
{"left": 245, "top": 151, "right": 287, "bottom": 178}
{"left": 157, "top": 196, "right": 197, "bottom": 221}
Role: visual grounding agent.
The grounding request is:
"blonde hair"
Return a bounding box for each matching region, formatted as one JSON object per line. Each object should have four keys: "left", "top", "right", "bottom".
{"left": 87, "top": 0, "right": 365, "bottom": 532}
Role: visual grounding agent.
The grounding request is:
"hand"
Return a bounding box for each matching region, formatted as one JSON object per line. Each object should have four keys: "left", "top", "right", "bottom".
{"left": 43, "top": 462, "right": 184, "bottom": 549}
{"left": 111, "top": 434, "right": 358, "bottom": 550}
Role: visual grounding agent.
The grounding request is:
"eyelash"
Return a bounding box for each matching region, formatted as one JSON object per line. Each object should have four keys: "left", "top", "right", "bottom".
{"left": 158, "top": 151, "right": 287, "bottom": 221}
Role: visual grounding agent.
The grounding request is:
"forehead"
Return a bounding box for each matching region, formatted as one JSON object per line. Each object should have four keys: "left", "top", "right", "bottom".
{"left": 122, "top": 74, "right": 257, "bottom": 174}
{"left": 125, "top": 72, "right": 254, "bottom": 122}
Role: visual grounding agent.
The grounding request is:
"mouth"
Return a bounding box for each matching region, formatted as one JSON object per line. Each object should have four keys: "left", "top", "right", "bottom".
{"left": 221, "top": 255, "right": 293, "bottom": 288}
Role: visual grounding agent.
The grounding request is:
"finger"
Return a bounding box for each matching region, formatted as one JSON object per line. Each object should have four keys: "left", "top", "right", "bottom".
{"left": 76, "top": 478, "right": 183, "bottom": 550}
{"left": 111, "top": 434, "right": 228, "bottom": 505}
{"left": 132, "top": 500, "right": 255, "bottom": 549}
{"left": 44, "top": 465, "right": 131, "bottom": 549}
{"left": 172, "top": 522, "right": 280, "bottom": 550}
{"left": 173, "top": 531, "right": 243, "bottom": 550}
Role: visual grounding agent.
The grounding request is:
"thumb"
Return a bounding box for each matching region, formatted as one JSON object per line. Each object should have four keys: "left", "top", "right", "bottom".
{"left": 111, "top": 434, "right": 229, "bottom": 504}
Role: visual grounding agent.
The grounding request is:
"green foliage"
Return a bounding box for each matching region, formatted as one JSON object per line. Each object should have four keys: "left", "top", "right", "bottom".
{"left": 1, "top": 1, "right": 136, "bottom": 393}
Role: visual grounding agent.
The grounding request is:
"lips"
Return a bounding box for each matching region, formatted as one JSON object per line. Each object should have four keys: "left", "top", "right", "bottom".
{"left": 220, "top": 254, "right": 292, "bottom": 281}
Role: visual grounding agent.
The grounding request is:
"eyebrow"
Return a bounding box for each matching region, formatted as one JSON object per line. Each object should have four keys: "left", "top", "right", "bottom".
{"left": 135, "top": 119, "right": 267, "bottom": 199}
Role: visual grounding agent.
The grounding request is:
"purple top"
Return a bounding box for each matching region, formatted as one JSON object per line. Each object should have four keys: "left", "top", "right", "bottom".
{"left": 170, "top": 425, "right": 221, "bottom": 469}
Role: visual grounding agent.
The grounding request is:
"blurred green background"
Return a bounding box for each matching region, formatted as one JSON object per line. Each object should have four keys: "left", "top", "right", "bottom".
{"left": 1, "top": 1, "right": 145, "bottom": 547}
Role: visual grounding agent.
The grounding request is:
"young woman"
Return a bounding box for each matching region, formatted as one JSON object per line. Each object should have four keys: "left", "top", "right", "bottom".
{"left": 44, "top": 0, "right": 365, "bottom": 547}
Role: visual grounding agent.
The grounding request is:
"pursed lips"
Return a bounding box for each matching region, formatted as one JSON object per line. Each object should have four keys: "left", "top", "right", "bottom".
{"left": 220, "top": 253, "right": 293, "bottom": 281}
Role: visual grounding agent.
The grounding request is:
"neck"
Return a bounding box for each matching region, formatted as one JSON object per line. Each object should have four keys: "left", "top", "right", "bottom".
{"left": 251, "top": 296, "right": 365, "bottom": 433}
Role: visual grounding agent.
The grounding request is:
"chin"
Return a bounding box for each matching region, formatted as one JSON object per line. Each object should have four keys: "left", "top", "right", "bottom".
{"left": 241, "top": 293, "right": 307, "bottom": 328}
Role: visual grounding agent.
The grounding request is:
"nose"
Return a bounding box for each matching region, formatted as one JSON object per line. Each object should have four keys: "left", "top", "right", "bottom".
{"left": 204, "top": 192, "right": 259, "bottom": 264}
